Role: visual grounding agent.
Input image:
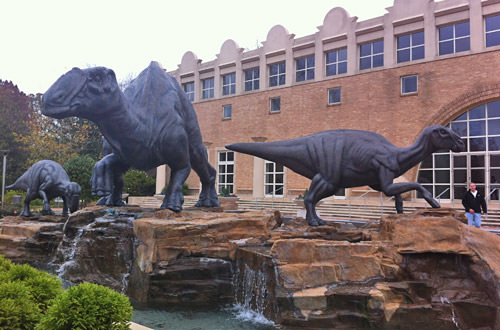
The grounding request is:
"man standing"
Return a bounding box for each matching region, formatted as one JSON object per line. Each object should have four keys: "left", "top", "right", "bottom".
{"left": 462, "top": 182, "right": 487, "bottom": 228}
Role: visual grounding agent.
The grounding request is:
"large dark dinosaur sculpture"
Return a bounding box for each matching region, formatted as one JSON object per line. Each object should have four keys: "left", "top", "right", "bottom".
{"left": 6, "top": 160, "right": 81, "bottom": 217}
{"left": 226, "top": 125, "right": 465, "bottom": 226}
{"left": 42, "top": 62, "right": 219, "bottom": 211}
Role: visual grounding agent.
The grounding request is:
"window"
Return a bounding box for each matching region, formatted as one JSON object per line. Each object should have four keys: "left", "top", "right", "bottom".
{"left": 222, "top": 73, "right": 236, "bottom": 96}
{"left": 244, "top": 68, "right": 260, "bottom": 91}
{"left": 223, "top": 105, "right": 232, "bottom": 119}
{"left": 296, "top": 55, "right": 315, "bottom": 82}
{"left": 401, "top": 75, "right": 418, "bottom": 95}
{"left": 218, "top": 151, "right": 234, "bottom": 195}
{"left": 270, "top": 97, "right": 281, "bottom": 113}
{"left": 269, "top": 62, "right": 286, "bottom": 87}
{"left": 265, "top": 161, "right": 284, "bottom": 197}
{"left": 328, "top": 87, "right": 341, "bottom": 104}
{"left": 183, "top": 82, "right": 194, "bottom": 102}
{"left": 202, "top": 77, "right": 214, "bottom": 99}
{"left": 359, "top": 40, "right": 384, "bottom": 70}
{"left": 486, "top": 14, "right": 500, "bottom": 47}
{"left": 397, "top": 31, "right": 424, "bottom": 63}
{"left": 439, "top": 21, "right": 470, "bottom": 55}
{"left": 326, "top": 48, "right": 347, "bottom": 76}
{"left": 417, "top": 100, "right": 500, "bottom": 201}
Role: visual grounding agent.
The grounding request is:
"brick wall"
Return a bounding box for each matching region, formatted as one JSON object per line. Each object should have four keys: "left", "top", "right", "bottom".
{"left": 184, "top": 50, "right": 500, "bottom": 197}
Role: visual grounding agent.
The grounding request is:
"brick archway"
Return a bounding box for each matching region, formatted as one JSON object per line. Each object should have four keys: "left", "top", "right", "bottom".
{"left": 426, "top": 83, "right": 500, "bottom": 127}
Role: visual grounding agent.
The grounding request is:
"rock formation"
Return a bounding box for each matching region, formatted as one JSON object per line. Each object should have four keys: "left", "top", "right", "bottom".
{"left": 1, "top": 206, "right": 499, "bottom": 329}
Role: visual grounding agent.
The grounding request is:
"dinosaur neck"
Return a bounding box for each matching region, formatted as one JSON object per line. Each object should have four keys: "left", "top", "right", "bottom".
{"left": 397, "top": 129, "right": 435, "bottom": 174}
{"left": 97, "top": 92, "right": 142, "bottom": 154}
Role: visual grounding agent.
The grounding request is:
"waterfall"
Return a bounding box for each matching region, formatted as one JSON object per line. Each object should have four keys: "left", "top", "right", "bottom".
{"left": 232, "top": 260, "right": 276, "bottom": 326}
{"left": 51, "top": 215, "right": 136, "bottom": 293}
{"left": 54, "top": 222, "right": 92, "bottom": 279}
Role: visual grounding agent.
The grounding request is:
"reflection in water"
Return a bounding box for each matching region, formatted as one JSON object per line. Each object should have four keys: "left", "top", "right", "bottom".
{"left": 132, "top": 307, "right": 279, "bottom": 330}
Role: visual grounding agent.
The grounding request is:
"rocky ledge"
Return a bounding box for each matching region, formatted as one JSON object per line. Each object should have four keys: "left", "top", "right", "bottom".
{"left": 1, "top": 206, "right": 499, "bottom": 329}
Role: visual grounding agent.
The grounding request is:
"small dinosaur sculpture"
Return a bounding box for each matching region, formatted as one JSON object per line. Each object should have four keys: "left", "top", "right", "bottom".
{"left": 42, "top": 62, "right": 219, "bottom": 211}
{"left": 226, "top": 125, "right": 465, "bottom": 226}
{"left": 6, "top": 160, "right": 81, "bottom": 217}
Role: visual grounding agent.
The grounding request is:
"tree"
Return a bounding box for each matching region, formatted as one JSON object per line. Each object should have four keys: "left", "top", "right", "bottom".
{"left": 63, "top": 156, "right": 95, "bottom": 204}
{"left": 123, "top": 170, "right": 155, "bottom": 196}
{"left": 16, "top": 94, "right": 103, "bottom": 166}
{"left": 0, "top": 80, "right": 33, "bottom": 185}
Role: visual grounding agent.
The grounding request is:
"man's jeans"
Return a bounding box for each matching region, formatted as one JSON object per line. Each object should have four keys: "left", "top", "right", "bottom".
{"left": 466, "top": 212, "right": 481, "bottom": 228}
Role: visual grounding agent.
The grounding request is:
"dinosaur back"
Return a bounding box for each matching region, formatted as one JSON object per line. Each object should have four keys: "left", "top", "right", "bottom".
{"left": 123, "top": 62, "right": 202, "bottom": 143}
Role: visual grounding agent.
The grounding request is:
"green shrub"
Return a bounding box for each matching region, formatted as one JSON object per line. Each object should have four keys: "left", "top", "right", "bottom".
{"left": 63, "top": 155, "right": 96, "bottom": 204}
{"left": 37, "top": 282, "right": 132, "bottom": 330}
{"left": 0, "top": 255, "right": 12, "bottom": 273}
{"left": 0, "top": 263, "right": 63, "bottom": 313}
{"left": 0, "top": 281, "right": 42, "bottom": 330}
{"left": 124, "top": 170, "right": 155, "bottom": 196}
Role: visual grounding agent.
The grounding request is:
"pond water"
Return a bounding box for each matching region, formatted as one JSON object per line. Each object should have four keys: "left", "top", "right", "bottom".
{"left": 132, "top": 304, "right": 280, "bottom": 330}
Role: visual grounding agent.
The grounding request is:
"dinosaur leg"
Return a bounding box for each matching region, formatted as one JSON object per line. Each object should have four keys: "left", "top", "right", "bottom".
{"left": 378, "top": 168, "right": 440, "bottom": 209}
{"left": 20, "top": 190, "right": 34, "bottom": 217}
{"left": 305, "top": 173, "right": 335, "bottom": 226}
{"left": 160, "top": 166, "right": 191, "bottom": 212}
{"left": 370, "top": 184, "right": 403, "bottom": 214}
{"left": 62, "top": 196, "right": 69, "bottom": 217}
{"left": 37, "top": 178, "right": 55, "bottom": 215}
{"left": 395, "top": 194, "right": 403, "bottom": 214}
{"left": 91, "top": 153, "right": 129, "bottom": 206}
{"left": 190, "top": 145, "right": 219, "bottom": 208}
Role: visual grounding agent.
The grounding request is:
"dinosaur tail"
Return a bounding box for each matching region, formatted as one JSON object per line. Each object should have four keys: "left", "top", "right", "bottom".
{"left": 225, "top": 140, "right": 315, "bottom": 179}
{"left": 5, "top": 173, "right": 29, "bottom": 191}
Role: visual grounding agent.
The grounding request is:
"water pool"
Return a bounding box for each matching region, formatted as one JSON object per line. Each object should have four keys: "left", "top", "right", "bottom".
{"left": 132, "top": 305, "right": 280, "bottom": 330}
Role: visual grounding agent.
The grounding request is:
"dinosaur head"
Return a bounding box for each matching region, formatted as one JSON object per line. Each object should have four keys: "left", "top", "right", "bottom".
{"left": 428, "top": 125, "right": 466, "bottom": 152}
{"left": 42, "top": 67, "right": 120, "bottom": 121}
{"left": 65, "top": 182, "right": 82, "bottom": 213}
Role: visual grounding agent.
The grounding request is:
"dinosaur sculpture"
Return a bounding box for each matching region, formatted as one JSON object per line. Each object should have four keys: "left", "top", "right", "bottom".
{"left": 226, "top": 125, "right": 465, "bottom": 226}
{"left": 42, "top": 62, "right": 219, "bottom": 211}
{"left": 6, "top": 160, "right": 81, "bottom": 217}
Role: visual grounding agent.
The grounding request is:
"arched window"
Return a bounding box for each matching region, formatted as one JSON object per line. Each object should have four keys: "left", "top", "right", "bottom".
{"left": 417, "top": 99, "right": 500, "bottom": 201}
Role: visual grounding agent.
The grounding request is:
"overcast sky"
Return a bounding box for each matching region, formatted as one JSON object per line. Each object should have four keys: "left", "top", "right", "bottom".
{"left": 1, "top": 0, "right": 394, "bottom": 95}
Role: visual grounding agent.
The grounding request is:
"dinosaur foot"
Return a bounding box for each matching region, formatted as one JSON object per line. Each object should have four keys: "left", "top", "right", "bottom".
{"left": 307, "top": 217, "right": 326, "bottom": 226}
{"left": 195, "top": 197, "right": 220, "bottom": 208}
{"left": 160, "top": 203, "right": 182, "bottom": 213}
{"left": 20, "top": 211, "right": 33, "bottom": 217}
{"left": 41, "top": 209, "right": 55, "bottom": 216}
{"left": 97, "top": 195, "right": 125, "bottom": 207}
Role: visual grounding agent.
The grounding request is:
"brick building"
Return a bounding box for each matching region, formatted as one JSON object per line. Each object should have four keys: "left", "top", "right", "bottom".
{"left": 156, "top": 0, "right": 500, "bottom": 204}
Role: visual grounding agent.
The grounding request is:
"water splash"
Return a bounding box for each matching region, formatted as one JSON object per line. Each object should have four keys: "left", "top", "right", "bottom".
{"left": 233, "top": 262, "right": 276, "bottom": 327}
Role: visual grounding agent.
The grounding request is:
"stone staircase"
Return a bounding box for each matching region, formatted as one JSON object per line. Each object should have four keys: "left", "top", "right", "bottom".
{"left": 128, "top": 196, "right": 500, "bottom": 229}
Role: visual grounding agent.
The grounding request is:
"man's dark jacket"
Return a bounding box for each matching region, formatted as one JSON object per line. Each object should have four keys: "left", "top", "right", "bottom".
{"left": 462, "top": 190, "right": 487, "bottom": 213}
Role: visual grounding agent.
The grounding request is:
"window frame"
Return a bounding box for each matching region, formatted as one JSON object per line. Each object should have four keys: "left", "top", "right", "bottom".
{"left": 183, "top": 82, "right": 195, "bottom": 102}
{"left": 270, "top": 97, "right": 281, "bottom": 113}
{"left": 438, "top": 21, "right": 470, "bottom": 56}
{"left": 295, "top": 55, "right": 315, "bottom": 82}
{"left": 269, "top": 62, "right": 286, "bottom": 87}
{"left": 401, "top": 75, "right": 418, "bottom": 95}
{"left": 217, "top": 151, "right": 235, "bottom": 195}
{"left": 325, "top": 48, "right": 347, "bottom": 76}
{"left": 222, "top": 73, "right": 236, "bottom": 96}
{"left": 396, "top": 31, "right": 425, "bottom": 63}
{"left": 485, "top": 14, "right": 500, "bottom": 48}
{"left": 328, "top": 87, "right": 342, "bottom": 105}
{"left": 359, "top": 40, "right": 384, "bottom": 70}
{"left": 201, "top": 77, "right": 214, "bottom": 99}
{"left": 222, "top": 104, "right": 232, "bottom": 119}
{"left": 264, "top": 161, "right": 285, "bottom": 198}
{"left": 244, "top": 67, "right": 260, "bottom": 91}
